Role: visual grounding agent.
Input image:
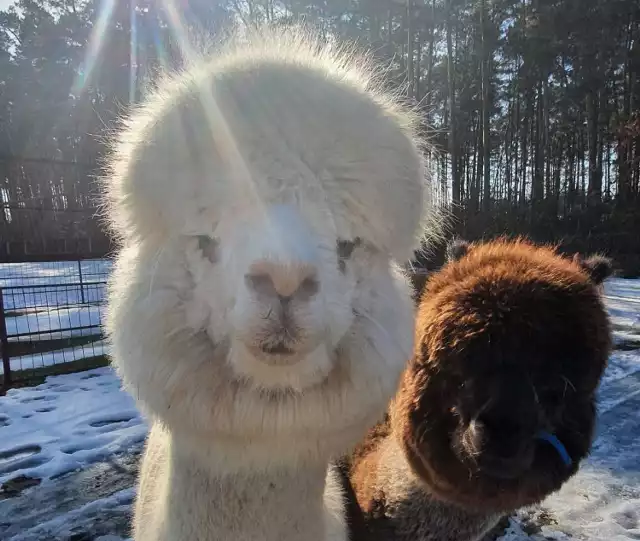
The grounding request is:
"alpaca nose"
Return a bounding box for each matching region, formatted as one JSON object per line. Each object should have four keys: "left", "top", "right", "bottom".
{"left": 466, "top": 405, "right": 539, "bottom": 479}
{"left": 472, "top": 413, "right": 534, "bottom": 454}
{"left": 245, "top": 262, "right": 319, "bottom": 301}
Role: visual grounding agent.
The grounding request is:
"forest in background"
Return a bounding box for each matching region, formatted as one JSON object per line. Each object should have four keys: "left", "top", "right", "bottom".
{"left": 0, "top": 0, "right": 639, "bottom": 272}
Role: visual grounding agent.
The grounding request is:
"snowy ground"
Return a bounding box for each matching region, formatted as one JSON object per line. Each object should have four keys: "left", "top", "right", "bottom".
{"left": 0, "top": 260, "right": 110, "bottom": 375}
{"left": 0, "top": 278, "right": 638, "bottom": 541}
{"left": 0, "top": 367, "right": 144, "bottom": 540}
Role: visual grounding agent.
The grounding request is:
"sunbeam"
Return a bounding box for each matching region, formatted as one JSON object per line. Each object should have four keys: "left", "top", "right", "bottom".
{"left": 72, "top": 0, "right": 117, "bottom": 97}
{"left": 152, "top": 22, "right": 170, "bottom": 70}
{"left": 161, "top": 0, "right": 262, "bottom": 223}
{"left": 161, "top": 0, "right": 196, "bottom": 61}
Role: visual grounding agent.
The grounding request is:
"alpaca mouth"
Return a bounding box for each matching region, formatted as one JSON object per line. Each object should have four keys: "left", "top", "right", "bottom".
{"left": 260, "top": 342, "right": 296, "bottom": 356}
{"left": 464, "top": 431, "right": 572, "bottom": 480}
{"left": 459, "top": 424, "right": 536, "bottom": 480}
{"left": 475, "top": 453, "right": 533, "bottom": 480}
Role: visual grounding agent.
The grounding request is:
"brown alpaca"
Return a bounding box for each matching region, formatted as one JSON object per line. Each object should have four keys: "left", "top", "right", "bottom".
{"left": 344, "top": 237, "right": 613, "bottom": 541}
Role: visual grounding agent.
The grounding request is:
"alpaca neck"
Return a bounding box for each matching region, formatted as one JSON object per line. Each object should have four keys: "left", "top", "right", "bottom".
{"left": 380, "top": 430, "right": 500, "bottom": 541}
{"left": 164, "top": 429, "right": 335, "bottom": 541}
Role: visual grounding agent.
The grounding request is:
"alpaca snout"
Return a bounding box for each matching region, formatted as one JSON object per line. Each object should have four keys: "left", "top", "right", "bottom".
{"left": 247, "top": 301, "right": 322, "bottom": 366}
{"left": 256, "top": 320, "right": 303, "bottom": 364}
{"left": 463, "top": 417, "right": 536, "bottom": 479}
{"left": 245, "top": 261, "right": 320, "bottom": 302}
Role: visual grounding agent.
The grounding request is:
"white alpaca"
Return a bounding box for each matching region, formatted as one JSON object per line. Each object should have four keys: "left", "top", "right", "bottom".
{"left": 102, "top": 25, "right": 437, "bottom": 541}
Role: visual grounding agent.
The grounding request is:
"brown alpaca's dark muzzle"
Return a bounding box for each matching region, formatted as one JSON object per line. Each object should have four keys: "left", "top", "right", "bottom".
{"left": 460, "top": 417, "right": 536, "bottom": 479}
{"left": 454, "top": 374, "right": 545, "bottom": 479}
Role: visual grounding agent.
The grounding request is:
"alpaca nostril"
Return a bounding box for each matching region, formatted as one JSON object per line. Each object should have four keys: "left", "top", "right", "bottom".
{"left": 475, "top": 407, "right": 537, "bottom": 437}
{"left": 245, "top": 272, "right": 276, "bottom": 297}
{"left": 466, "top": 418, "right": 535, "bottom": 479}
{"left": 245, "top": 265, "right": 319, "bottom": 300}
{"left": 470, "top": 415, "right": 536, "bottom": 462}
{"left": 295, "top": 275, "right": 320, "bottom": 301}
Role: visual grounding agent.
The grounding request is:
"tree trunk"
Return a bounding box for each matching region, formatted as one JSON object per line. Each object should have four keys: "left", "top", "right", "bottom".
{"left": 446, "top": 0, "right": 460, "bottom": 205}
{"left": 425, "top": 0, "right": 437, "bottom": 117}
{"left": 481, "top": 0, "right": 491, "bottom": 211}
{"left": 586, "top": 89, "right": 602, "bottom": 204}
{"left": 406, "top": 0, "right": 414, "bottom": 99}
{"left": 567, "top": 131, "right": 576, "bottom": 211}
{"left": 475, "top": 116, "right": 482, "bottom": 211}
{"left": 514, "top": 87, "right": 520, "bottom": 205}
{"left": 415, "top": 30, "right": 422, "bottom": 100}
{"left": 520, "top": 106, "right": 529, "bottom": 204}
{"left": 532, "top": 82, "right": 544, "bottom": 206}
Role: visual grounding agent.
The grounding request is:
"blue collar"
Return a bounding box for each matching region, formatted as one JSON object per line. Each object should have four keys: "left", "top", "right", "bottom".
{"left": 537, "top": 430, "right": 573, "bottom": 467}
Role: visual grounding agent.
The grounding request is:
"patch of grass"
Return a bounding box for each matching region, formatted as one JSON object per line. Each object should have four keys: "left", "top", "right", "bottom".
{"left": 1, "top": 354, "right": 111, "bottom": 393}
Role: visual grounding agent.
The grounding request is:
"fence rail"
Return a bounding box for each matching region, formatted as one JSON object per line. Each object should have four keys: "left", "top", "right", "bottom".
{"left": 0, "top": 259, "right": 111, "bottom": 390}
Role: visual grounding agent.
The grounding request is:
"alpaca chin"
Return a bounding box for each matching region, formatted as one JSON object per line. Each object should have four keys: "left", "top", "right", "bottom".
{"left": 229, "top": 341, "right": 335, "bottom": 391}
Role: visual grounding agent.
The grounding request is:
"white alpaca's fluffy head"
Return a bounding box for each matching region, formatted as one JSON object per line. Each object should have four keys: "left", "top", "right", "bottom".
{"left": 103, "top": 26, "right": 439, "bottom": 463}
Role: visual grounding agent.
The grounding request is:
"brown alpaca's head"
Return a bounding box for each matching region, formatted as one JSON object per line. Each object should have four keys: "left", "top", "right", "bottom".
{"left": 396, "top": 238, "right": 612, "bottom": 514}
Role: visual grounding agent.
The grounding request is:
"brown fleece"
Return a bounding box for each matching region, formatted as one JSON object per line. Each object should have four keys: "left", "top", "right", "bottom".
{"left": 346, "top": 237, "right": 613, "bottom": 541}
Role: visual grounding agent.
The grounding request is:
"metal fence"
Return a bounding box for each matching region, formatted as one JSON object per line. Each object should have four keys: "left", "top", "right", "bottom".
{"left": 0, "top": 156, "right": 114, "bottom": 264}
{"left": 0, "top": 259, "right": 112, "bottom": 389}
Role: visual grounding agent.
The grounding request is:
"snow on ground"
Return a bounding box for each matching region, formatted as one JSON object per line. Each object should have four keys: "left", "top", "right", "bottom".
{"left": 0, "top": 368, "right": 146, "bottom": 487}
{"left": 0, "top": 369, "right": 143, "bottom": 540}
{"left": 0, "top": 278, "right": 638, "bottom": 541}
{"left": 605, "top": 278, "right": 640, "bottom": 347}
{"left": 0, "top": 260, "right": 110, "bottom": 375}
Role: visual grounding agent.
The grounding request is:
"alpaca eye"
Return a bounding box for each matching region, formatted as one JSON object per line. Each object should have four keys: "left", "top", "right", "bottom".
{"left": 337, "top": 238, "right": 361, "bottom": 273}
{"left": 197, "top": 235, "right": 219, "bottom": 263}
{"left": 337, "top": 238, "right": 361, "bottom": 260}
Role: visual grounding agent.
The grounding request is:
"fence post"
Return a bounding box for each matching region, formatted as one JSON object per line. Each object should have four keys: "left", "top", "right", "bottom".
{"left": 78, "top": 260, "right": 86, "bottom": 304}
{"left": 0, "top": 288, "right": 11, "bottom": 390}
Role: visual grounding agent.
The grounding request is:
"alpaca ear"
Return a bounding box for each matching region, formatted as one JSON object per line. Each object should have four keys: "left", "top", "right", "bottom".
{"left": 574, "top": 254, "right": 614, "bottom": 285}
{"left": 446, "top": 238, "right": 471, "bottom": 262}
